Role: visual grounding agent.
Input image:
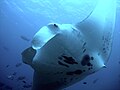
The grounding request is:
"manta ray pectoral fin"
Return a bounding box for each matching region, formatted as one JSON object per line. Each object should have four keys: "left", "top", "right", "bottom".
{"left": 75, "top": 0, "right": 116, "bottom": 64}
{"left": 75, "top": 0, "right": 116, "bottom": 36}
{"left": 31, "top": 23, "right": 60, "bottom": 50}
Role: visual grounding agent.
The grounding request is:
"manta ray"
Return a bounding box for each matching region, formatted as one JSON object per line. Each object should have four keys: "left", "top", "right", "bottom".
{"left": 21, "top": 0, "right": 116, "bottom": 90}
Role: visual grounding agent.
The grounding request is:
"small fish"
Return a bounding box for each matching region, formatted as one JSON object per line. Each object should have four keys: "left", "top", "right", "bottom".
{"left": 12, "top": 72, "right": 17, "bottom": 76}
{"left": 93, "top": 78, "right": 99, "bottom": 84}
{"left": 118, "top": 61, "right": 120, "bottom": 64}
{"left": 7, "top": 75, "right": 14, "bottom": 80}
{"left": 15, "top": 63, "right": 22, "bottom": 67}
{"left": 17, "top": 76, "right": 25, "bottom": 81}
{"left": 20, "top": 36, "right": 30, "bottom": 42}
{"left": 3, "top": 46, "right": 9, "bottom": 51}
{"left": 6, "top": 65, "right": 10, "bottom": 68}
{"left": 83, "top": 82, "right": 87, "bottom": 84}
{"left": 22, "top": 80, "right": 26, "bottom": 83}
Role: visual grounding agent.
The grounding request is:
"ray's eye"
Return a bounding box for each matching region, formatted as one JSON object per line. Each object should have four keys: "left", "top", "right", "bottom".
{"left": 54, "top": 24, "right": 58, "bottom": 28}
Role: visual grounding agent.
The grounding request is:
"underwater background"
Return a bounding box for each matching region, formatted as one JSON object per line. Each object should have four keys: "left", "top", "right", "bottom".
{"left": 0, "top": 0, "right": 120, "bottom": 90}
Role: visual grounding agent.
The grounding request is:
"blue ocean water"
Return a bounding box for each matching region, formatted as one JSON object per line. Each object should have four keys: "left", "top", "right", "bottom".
{"left": 0, "top": 0, "right": 120, "bottom": 90}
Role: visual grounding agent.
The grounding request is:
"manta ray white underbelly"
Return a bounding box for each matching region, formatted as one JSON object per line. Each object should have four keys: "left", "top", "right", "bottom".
{"left": 21, "top": 0, "right": 116, "bottom": 90}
